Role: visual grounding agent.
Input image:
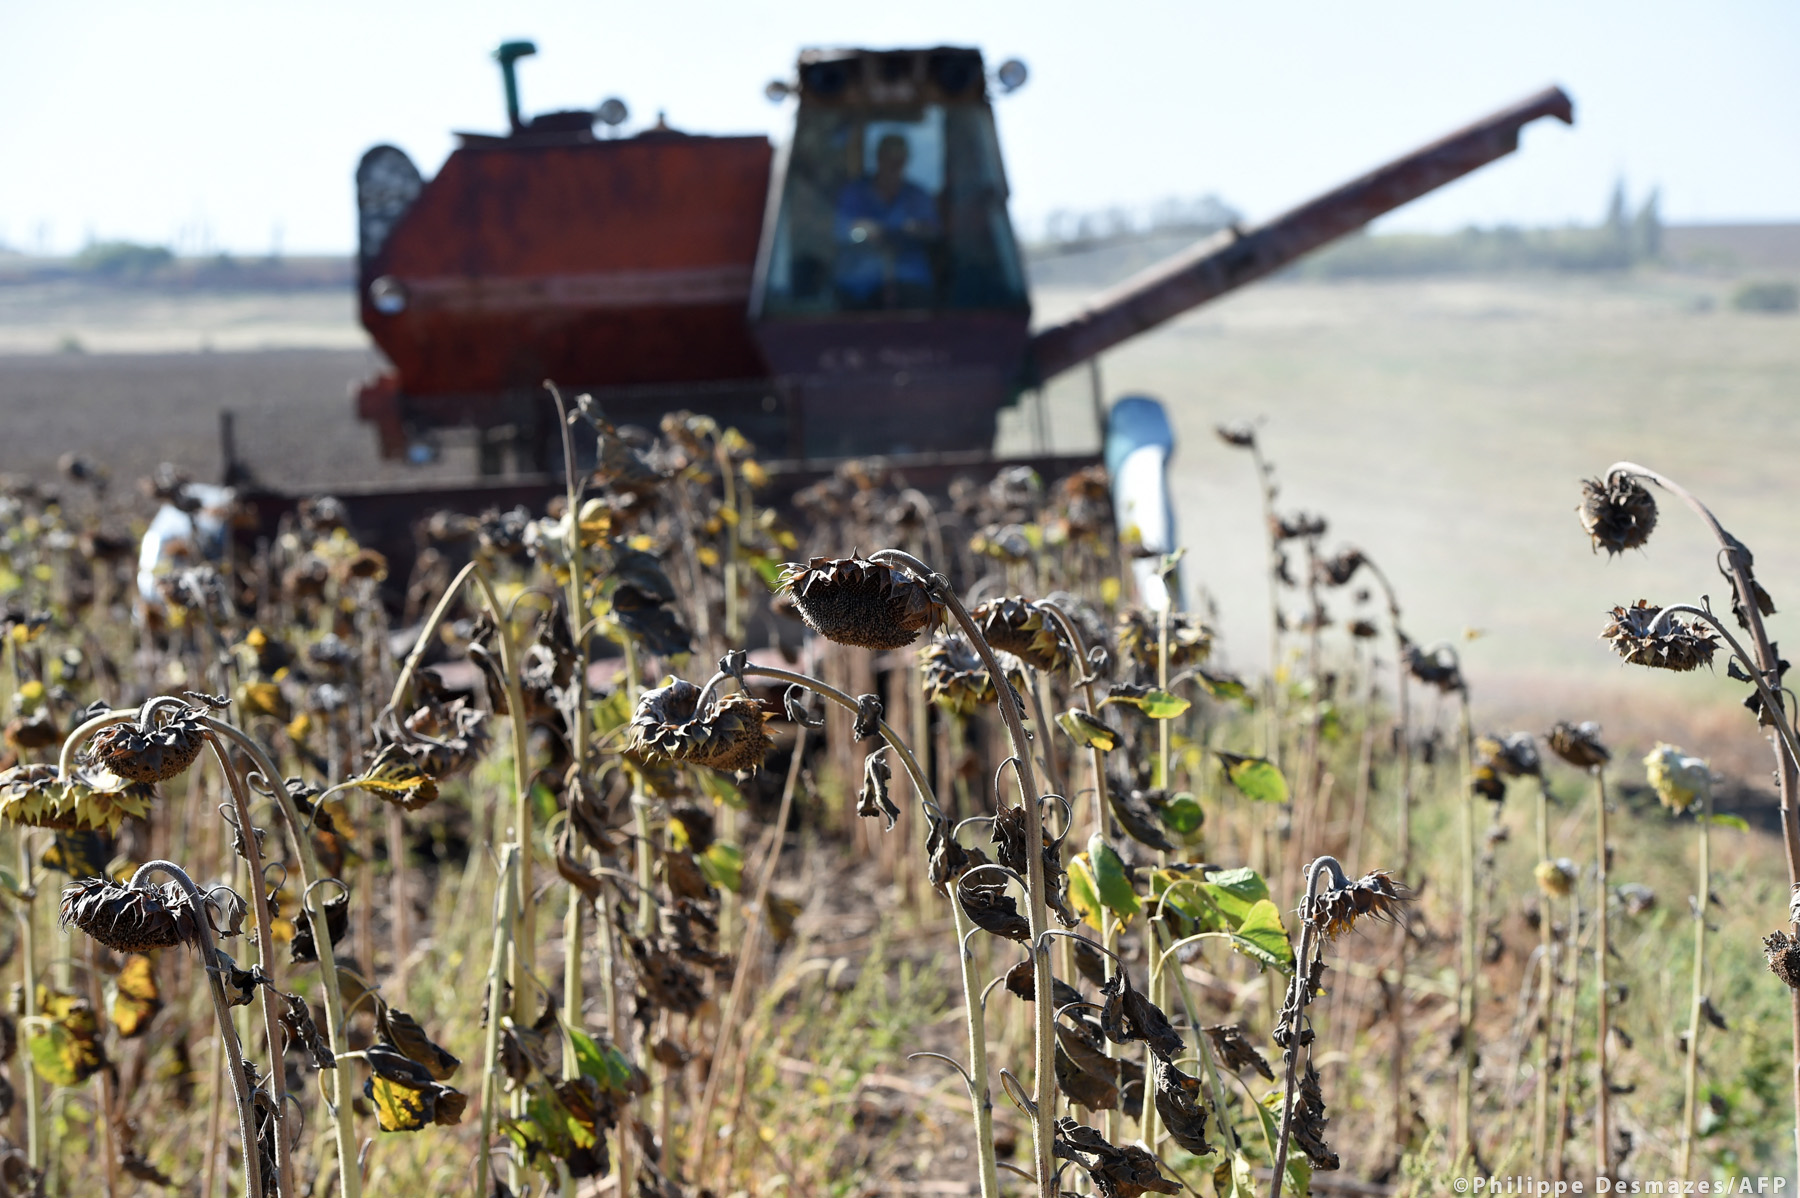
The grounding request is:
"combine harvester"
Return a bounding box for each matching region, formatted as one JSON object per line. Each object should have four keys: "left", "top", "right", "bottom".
{"left": 242, "top": 43, "right": 1571, "bottom": 596}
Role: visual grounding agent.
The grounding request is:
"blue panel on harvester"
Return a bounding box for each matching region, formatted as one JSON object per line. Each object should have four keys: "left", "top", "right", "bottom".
{"left": 1105, "top": 395, "right": 1178, "bottom": 611}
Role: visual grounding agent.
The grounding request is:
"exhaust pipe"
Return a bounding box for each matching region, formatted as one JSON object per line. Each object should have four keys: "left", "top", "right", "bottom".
{"left": 493, "top": 41, "right": 538, "bottom": 133}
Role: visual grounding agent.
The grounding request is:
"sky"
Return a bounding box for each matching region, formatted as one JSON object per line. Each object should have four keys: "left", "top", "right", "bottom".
{"left": 1, "top": 0, "right": 1796, "bottom": 257}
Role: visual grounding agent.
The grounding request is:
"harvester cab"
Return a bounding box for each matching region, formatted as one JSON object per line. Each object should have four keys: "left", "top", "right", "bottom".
{"left": 749, "top": 47, "right": 1034, "bottom": 459}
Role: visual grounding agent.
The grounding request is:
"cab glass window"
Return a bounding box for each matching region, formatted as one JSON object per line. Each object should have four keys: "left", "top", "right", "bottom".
{"left": 761, "top": 101, "right": 1028, "bottom": 315}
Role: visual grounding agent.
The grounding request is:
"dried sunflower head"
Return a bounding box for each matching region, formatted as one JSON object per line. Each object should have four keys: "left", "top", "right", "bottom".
{"left": 628, "top": 679, "right": 771, "bottom": 773}
{"left": 1316, "top": 549, "right": 1365, "bottom": 588}
{"left": 60, "top": 878, "right": 207, "bottom": 953}
{"left": 970, "top": 596, "right": 1071, "bottom": 674}
{"left": 0, "top": 763, "right": 155, "bottom": 834}
{"left": 1270, "top": 512, "right": 1328, "bottom": 542}
{"left": 920, "top": 634, "right": 1009, "bottom": 715}
{"left": 1307, "top": 869, "right": 1410, "bottom": 940}
{"left": 1618, "top": 882, "right": 1655, "bottom": 915}
{"left": 1579, "top": 473, "right": 1657, "bottom": 556}
{"left": 1547, "top": 720, "right": 1610, "bottom": 769}
{"left": 389, "top": 698, "right": 490, "bottom": 780}
{"left": 1053, "top": 465, "right": 1113, "bottom": 539}
{"left": 1115, "top": 609, "right": 1212, "bottom": 672}
{"left": 1602, "top": 600, "right": 1718, "bottom": 672}
{"left": 1470, "top": 763, "right": 1506, "bottom": 803}
{"left": 776, "top": 556, "right": 936, "bottom": 650}
{"left": 0, "top": 764, "right": 82, "bottom": 829}
{"left": 1643, "top": 742, "right": 1711, "bottom": 813}
{"left": 1534, "top": 858, "right": 1578, "bottom": 898}
{"left": 87, "top": 707, "right": 207, "bottom": 784}
{"left": 1478, "top": 732, "right": 1542, "bottom": 778}
{"left": 1401, "top": 637, "right": 1464, "bottom": 693}
{"left": 1765, "top": 931, "right": 1800, "bottom": 990}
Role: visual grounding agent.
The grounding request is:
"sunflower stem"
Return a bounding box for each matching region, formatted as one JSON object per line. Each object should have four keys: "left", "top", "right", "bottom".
{"left": 15, "top": 831, "right": 40, "bottom": 1172}
{"left": 1679, "top": 782, "right": 1712, "bottom": 1178}
{"left": 206, "top": 734, "right": 293, "bottom": 1198}
{"left": 1593, "top": 765, "right": 1612, "bottom": 1179}
{"left": 1269, "top": 857, "right": 1330, "bottom": 1198}
{"left": 477, "top": 843, "right": 520, "bottom": 1198}
{"left": 870, "top": 547, "right": 1055, "bottom": 1198}
{"left": 1533, "top": 777, "right": 1554, "bottom": 1177}
{"left": 1608, "top": 461, "right": 1800, "bottom": 1166}
{"left": 1456, "top": 687, "right": 1478, "bottom": 1165}
{"left": 129, "top": 859, "right": 263, "bottom": 1198}
{"left": 198, "top": 718, "right": 362, "bottom": 1198}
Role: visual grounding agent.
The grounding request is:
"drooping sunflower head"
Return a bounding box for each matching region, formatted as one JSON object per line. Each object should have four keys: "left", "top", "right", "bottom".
{"left": 1643, "top": 742, "right": 1711, "bottom": 813}
{"left": 920, "top": 634, "right": 1004, "bottom": 715}
{"left": 1115, "top": 609, "right": 1213, "bottom": 672}
{"left": 1400, "top": 637, "right": 1464, "bottom": 693}
{"left": 1579, "top": 472, "right": 1657, "bottom": 556}
{"left": 1764, "top": 930, "right": 1800, "bottom": 991}
{"left": 1478, "top": 732, "right": 1542, "bottom": 778}
{"left": 1534, "top": 858, "right": 1578, "bottom": 898}
{"left": 0, "top": 763, "right": 155, "bottom": 834}
{"left": 87, "top": 706, "right": 207, "bottom": 784}
{"left": 1546, "top": 720, "right": 1610, "bottom": 770}
{"left": 970, "top": 596, "right": 1071, "bottom": 674}
{"left": 628, "top": 679, "right": 771, "bottom": 773}
{"left": 1602, "top": 600, "right": 1718, "bottom": 673}
{"left": 60, "top": 878, "right": 205, "bottom": 954}
{"left": 1308, "top": 869, "right": 1411, "bottom": 941}
{"left": 776, "top": 556, "right": 936, "bottom": 650}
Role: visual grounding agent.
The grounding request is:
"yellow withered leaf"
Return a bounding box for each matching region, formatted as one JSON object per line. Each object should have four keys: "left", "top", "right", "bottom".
{"left": 350, "top": 747, "right": 439, "bottom": 810}
{"left": 26, "top": 995, "right": 105, "bottom": 1086}
{"left": 368, "top": 1074, "right": 432, "bottom": 1132}
{"left": 110, "top": 954, "right": 162, "bottom": 1039}
{"left": 237, "top": 680, "right": 291, "bottom": 721}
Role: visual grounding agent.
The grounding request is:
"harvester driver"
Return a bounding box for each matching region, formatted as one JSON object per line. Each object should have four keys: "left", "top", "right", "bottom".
{"left": 833, "top": 132, "right": 939, "bottom": 309}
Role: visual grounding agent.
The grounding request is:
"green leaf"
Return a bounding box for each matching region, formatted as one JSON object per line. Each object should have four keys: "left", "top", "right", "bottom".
{"left": 1087, "top": 834, "right": 1141, "bottom": 918}
{"left": 1159, "top": 792, "right": 1204, "bottom": 837}
{"left": 1250, "top": 1098, "right": 1312, "bottom": 1196}
{"left": 1216, "top": 752, "right": 1289, "bottom": 803}
{"left": 699, "top": 841, "right": 744, "bottom": 893}
{"left": 1203, "top": 866, "right": 1270, "bottom": 907}
{"left": 567, "top": 1026, "right": 639, "bottom": 1094}
{"left": 1704, "top": 812, "right": 1750, "bottom": 832}
{"left": 1195, "top": 669, "right": 1248, "bottom": 702}
{"left": 1056, "top": 708, "right": 1117, "bottom": 752}
{"left": 1229, "top": 899, "right": 1294, "bottom": 973}
{"left": 529, "top": 780, "right": 560, "bottom": 824}
{"left": 694, "top": 769, "right": 744, "bottom": 809}
{"left": 1067, "top": 853, "right": 1103, "bottom": 931}
{"left": 1102, "top": 688, "right": 1191, "bottom": 720}
{"left": 749, "top": 554, "right": 786, "bottom": 591}
{"left": 591, "top": 686, "right": 633, "bottom": 737}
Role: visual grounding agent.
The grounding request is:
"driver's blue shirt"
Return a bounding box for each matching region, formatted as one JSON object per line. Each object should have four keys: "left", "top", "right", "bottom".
{"left": 833, "top": 178, "right": 939, "bottom": 300}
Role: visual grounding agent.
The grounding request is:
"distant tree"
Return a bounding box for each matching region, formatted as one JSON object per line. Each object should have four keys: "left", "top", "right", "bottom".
{"left": 73, "top": 241, "right": 173, "bottom": 279}
{"left": 1604, "top": 179, "right": 1628, "bottom": 234}
{"left": 1633, "top": 188, "right": 1663, "bottom": 261}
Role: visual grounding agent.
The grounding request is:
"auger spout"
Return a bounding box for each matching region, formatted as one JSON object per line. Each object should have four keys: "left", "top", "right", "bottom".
{"left": 1026, "top": 85, "right": 1574, "bottom": 384}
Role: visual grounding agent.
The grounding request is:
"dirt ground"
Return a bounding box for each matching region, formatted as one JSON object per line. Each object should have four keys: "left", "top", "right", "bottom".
{"left": 3, "top": 266, "right": 1797, "bottom": 781}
